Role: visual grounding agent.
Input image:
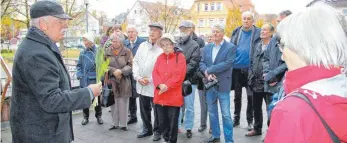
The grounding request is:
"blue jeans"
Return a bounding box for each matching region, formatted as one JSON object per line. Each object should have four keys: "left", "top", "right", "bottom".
{"left": 178, "top": 85, "right": 196, "bottom": 130}
{"left": 206, "top": 88, "right": 234, "bottom": 143}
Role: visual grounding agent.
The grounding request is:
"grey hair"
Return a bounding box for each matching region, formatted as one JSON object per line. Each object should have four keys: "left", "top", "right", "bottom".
{"left": 110, "top": 33, "right": 125, "bottom": 43}
{"left": 279, "top": 10, "right": 292, "bottom": 17}
{"left": 126, "top": 25, "right": 139, "bottom": 32}
{"left": 277, "top": 2, "right": 347, "bottom": 68}
{"left": 212, "top": 24, "right": 225, "bottom": 33}
{"left": 262, "top": 23, "right": 275, "bottom": 32}
{"left": 30, "top": 16, "right": 50, "bottom": 27}
{"left": 242, "top": 11, "right": 254, "bottom": 20}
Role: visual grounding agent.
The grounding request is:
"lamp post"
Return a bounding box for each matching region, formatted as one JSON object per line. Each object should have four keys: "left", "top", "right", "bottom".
{"left": 84, "top": 0, "right": 89, "bottom": 33}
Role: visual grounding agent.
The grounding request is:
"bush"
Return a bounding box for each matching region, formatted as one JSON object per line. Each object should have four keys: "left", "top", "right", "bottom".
{"left": 0, "top": 49, "right": 14, "bottom": 53}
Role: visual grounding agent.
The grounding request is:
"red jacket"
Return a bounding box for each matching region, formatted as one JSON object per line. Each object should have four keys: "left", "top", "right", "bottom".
{"left": 152, "top": 52, "right": 186, "bottom": 107}
{"left": 265, "top": 66, "right": 347, "bottom": 143}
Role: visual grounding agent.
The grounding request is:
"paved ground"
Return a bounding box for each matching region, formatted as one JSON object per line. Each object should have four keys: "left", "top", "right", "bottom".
{"left": 1, "top": 88, "right": 268, "bottom": 143}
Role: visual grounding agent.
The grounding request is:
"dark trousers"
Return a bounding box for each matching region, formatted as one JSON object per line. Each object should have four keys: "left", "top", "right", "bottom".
{"left": 83, "top": 96, "right": 102, "bottom": 119}
{"left": 232, "top": 68, "right": 253, "bottom": 123}
{"left": 128, "top": 97, "right": 137, "bottom": 120}
{"left": 253, "top": 92, "right": 272, "bottom": 132}
{"left": 156, "top": 105, "right": 180, "bottom": 143}
{"left": 139, "top": 95, "right": 160, "bottom": 134}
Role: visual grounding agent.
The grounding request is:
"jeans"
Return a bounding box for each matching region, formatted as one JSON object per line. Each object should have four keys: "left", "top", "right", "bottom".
{"left": 206, "top": 88, "right": 234, "bottom": 143}
{"left": 178, "top": 85, "right": 196, "bottom": 130}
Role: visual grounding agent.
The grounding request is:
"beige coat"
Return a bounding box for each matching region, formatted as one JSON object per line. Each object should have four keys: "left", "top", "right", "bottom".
{"left": 106, "top": 46, "right": 133, "bottom": 98}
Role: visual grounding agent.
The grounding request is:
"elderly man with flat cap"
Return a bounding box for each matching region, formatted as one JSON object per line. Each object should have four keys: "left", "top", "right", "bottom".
{"left": 10, "top": 1, "right": 102, "bottom": 143}
{"left": 132, "top": 22, "right": 163, "bottom": 141}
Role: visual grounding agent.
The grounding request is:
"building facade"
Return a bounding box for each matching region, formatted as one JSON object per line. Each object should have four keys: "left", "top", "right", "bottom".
{"left": 189, "top": 0, "right": 255, "bottom": 36}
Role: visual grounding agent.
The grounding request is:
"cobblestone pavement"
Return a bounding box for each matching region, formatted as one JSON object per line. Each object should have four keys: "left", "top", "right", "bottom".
{"left": 1, "top": 89, "right": 268, "bottom": 143}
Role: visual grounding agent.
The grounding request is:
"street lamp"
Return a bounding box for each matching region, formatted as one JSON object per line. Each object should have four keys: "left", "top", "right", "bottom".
{"left": 84, "top": 0, "right": 89, "bottom": 33}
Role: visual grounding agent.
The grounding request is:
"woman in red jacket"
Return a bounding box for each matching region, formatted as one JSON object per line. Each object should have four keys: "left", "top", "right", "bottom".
{"left": 265, "top": 2, "right": 347, "bottom": 143}
{"left": 152, "top": 33, "right": 187, "bottom": 143}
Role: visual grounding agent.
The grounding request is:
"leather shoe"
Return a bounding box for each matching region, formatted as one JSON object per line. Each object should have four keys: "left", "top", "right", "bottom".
{"left": 247, "top": 123, "right": 254, "bottom": 131}
{"left": 245, "top": 129, "right": 262, "bottom": 137}
{"left": 137, "top": 132, "right": 153, "bottom": 138}
{"left": 186, "top": 130, "right": 192, "bottom": 138}
{"left": 97, "top": 118, "right": 103, "bottom": 124}
{"left": 233, "top": 120, "right": 240, "bottom": 127}
{"left": 198, "top": 126, "right": 207, "bottom": 132}
{"left": 109, "top": 126, "right": 119, "bottom": 130}
{"left": 120, "top": 127, "right": 128, "bottom": 131}
{"left": 127, "top": 118, "right": 138, "bottom": 124}
{"left": 81, "top": 118, "right": 89, "bottom": 125}
{"left": 153, "top": 132, "right": 161, "bottom": 141}
{"left": 205, "top": 137, "right": 220, "bottom": 143}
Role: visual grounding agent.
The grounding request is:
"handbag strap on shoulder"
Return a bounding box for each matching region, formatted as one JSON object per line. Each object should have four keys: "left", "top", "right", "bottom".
{"left": 288, "top": 92, "right": 340, "bottom": 143}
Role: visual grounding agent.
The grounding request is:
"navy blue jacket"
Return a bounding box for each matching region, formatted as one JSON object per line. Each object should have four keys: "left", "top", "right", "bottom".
{"left": 76, "top": 46, "right": 96, "bottom": 88}
{"left": 262, "top": 36, "right": 287, "bottom": 93}
{"left": 124, "top": 37, "right": 146, "bottom": 56}
{"left": 200, "top": 40, "right": 236, "bottom": 92}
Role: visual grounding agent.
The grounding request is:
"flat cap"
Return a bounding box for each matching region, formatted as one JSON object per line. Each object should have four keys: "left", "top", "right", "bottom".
{"left": 30, "top": 1, "right": 72, "bottom": 19}
{"left": 179, "top": 20, "right": 194, "bottom": 28}
{"left": 148, "top": 22, "right": 163, "bottom": 30}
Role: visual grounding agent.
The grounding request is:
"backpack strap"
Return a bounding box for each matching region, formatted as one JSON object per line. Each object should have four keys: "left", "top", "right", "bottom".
{"left": 289, "top": 92, "right": 341, "bottom": 143}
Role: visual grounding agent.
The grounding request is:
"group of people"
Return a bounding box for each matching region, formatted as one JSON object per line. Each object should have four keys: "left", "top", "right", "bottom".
{"left": 9, "top": 1, "right": 347, "bottom": 143}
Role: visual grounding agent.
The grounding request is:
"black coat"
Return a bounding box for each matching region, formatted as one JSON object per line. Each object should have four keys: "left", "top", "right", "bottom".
{"left": 10, "top": 27, "right": 91, "bottom": 143}
{"left": 248, "top": 42, "right": 266, "bottom": 92}
{"left": 262, "top": 36, "right": 287, "bottom": 93}
{"left": 178, "top": 37, "right": 200, "bottom": 84}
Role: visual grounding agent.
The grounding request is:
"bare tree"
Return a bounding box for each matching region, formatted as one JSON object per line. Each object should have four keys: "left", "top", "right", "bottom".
{"left": 1, "top": 0, "right": 14, "bottom": 18}
{"left": 143, "top": 0, "right": 188, "bottom": 33}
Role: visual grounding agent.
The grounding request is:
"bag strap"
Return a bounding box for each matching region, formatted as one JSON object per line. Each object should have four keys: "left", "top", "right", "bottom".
{"left": 289, "top": 92, "right": 340, "bottom": 143}
{"left": 104, "top": 71, "right": 109, "bottom": 85}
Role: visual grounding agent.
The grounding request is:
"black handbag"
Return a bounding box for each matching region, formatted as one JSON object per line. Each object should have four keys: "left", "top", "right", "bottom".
{"left": 182, "top": 80, "right": 192, "bottom": 97}
{"left": 100, "top": 72, "right": 115, "bottom": 107}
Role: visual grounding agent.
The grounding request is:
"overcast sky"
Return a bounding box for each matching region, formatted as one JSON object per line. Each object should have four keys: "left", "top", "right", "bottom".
{"left": 89, "top": 0, "right": 312, "bottom": 19}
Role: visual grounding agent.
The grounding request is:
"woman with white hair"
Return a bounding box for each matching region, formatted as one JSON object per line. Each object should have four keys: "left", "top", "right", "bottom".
{"left": 265, "top": 2, "right": 347, "bottom": 143}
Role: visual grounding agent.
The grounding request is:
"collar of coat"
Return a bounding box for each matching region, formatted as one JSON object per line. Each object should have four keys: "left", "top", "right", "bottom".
{"left": 26, "top": 26, "right": 61, "bottom": 56}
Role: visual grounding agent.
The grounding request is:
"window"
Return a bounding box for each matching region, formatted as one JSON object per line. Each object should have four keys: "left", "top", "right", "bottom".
{"left": 209, "top": 18, "right": 214, "bottom": 27}
{"left": 199, "top": 19, "right": 204, "bottom": 27}
{"left": 211, "top": 2, "right": 215, "bottom": 11}
{"left": 140, "top": 10, "right": 142, "bottom": 14}
{"left": 196, "top": 3, "right": 200, "bottom": 11}
{"left": 219, "top": 18, "right": 225, "bottom": 25}
{"left": 343, "top": 9, "right": 347, "bottom": 15}
{"left": 134, "top": 10, "right": 137, "bottom": 14}
{"left": 216, "top": 2, "right": 221, "bottom": 10}
{"left": 204, "top": 3, "right": 208, "bottom": 11}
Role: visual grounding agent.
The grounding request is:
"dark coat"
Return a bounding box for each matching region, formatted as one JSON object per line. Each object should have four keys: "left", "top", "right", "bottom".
{"left": 124, "top": 37, "right": 145, "bottom": 98}
{"left": 178, "top": 36, "right": 200, "bottom": 84}
{"left": 263, "top": 36, "right": 287, "bottom": 94}
{"left": 105, "top": 46, "right": 133, "bottom": 98}
{"left": 76, "top": 46, "right": 96, "bottom": 88}
{"left": 230, "top": 25, "right": 261, "bottom": 50}
{"left": 191, "top": 32, "right": 205, "bottom": 49}
{"left": 10, "top": 27, "right": 91, "bottom": 143}
{"left": 200, "top": 40, "right": 236, "bottom": 92}
{"left": 248, "top": 41, "right": 266, "bottom": 92}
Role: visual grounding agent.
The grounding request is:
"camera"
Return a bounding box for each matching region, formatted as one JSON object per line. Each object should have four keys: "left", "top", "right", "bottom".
{"left": 204, "top": 78, "right": 219, "bottom": 90}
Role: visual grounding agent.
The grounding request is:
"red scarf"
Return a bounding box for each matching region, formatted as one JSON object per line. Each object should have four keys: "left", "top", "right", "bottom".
{"left": 284, "top": 65, "right": 342, "bottom": 94}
